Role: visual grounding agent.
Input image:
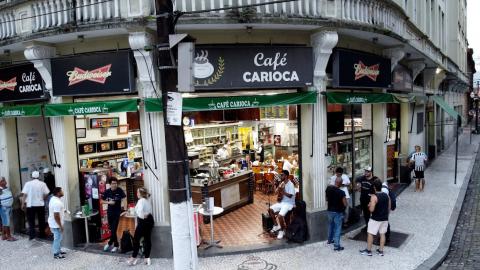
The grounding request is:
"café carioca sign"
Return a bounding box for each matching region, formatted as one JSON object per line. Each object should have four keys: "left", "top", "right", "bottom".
{"left": 0, "top": 64, "right": 46, "bottom": 102}
{"left": 193, "top": 46, "right": 313, "bottom": 90}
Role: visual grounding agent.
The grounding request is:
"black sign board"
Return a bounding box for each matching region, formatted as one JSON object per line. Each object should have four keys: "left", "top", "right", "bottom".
{"left": 392, "top": 65, "right": 413, "bottom": 92}
{"left": 51, "top": 51, "right": 135, "bottom": 96}
{"left": 193, "top": 46, "right": 313, "bottom": 90}
{"left": 332, "top": 49, "right": 391, "bottom": 89}
{"left": 0, "top": 64, "right": 46, "bottom": 102}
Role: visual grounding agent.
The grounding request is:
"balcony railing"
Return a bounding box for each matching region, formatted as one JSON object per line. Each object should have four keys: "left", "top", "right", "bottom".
{"left": 0, "top": 0, "right": 154, "bottom": 39}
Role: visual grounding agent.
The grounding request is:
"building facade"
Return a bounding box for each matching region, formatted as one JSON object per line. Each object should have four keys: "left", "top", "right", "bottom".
{"left": 0, "top": 0, "right": 470, "bottom": 257}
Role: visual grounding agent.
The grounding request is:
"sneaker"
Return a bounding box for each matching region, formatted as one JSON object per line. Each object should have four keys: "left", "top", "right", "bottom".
{"left": 326, "top": 240, "right": 334, "bottom": 245}
{"left": 103, "top": 244, "right": 110, "bottom": 252}
{"left": 53, "top": 254, "right": 65, "bottom": 259}
{"left": 270, "top": 225, "right": 281, "bottom": 233}
{"left": 111, "top": 247, "right": 118, "bottom": 253}
{"left": 359, "top": 249, "right": 372, "bottom": 256}
{"left": 334, "top": 246, "right": 345, "bottom": 251}
{"left": 60, "top": 251, "right": 67, "bottom": 255}
{"left": 277, "top": 230, "right": 285, "bottom": 240}
{"left": 144, "top": 258, "right": 151, "bottom": 265}
{"left": 376, "top": 249, "right": 384, "bottom": 256}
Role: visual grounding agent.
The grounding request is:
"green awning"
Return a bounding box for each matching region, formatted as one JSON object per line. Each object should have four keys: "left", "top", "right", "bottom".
{"left": 144, "top": 92, "right": 317, "bottom": 112}
{"left": 144, "top": 98, "right": 162, "bottom": 113}
{"left": 432, "top": 96, "right": 463, "bottom": 124}
{"left": 0, "top": 104, "right": 42, "bottom": 118}
{"left": 45, "top": 99, "right": 138, "bottom": 117}
{"left": 326, "top": 92, "right": 398, "bottom": 104}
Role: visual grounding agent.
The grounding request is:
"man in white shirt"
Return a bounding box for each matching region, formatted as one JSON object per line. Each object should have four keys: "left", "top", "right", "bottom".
{"left": 330, "top": 167, "right": 351, "bottom": 225}
{"left": 269, "top": 170, "right": 296, "bottom": 240}
{"left": 21, "top": 171, "right": 50, "bottom": 240}
{"left": 48, "top": 187, "right": 66, "bottom": 259}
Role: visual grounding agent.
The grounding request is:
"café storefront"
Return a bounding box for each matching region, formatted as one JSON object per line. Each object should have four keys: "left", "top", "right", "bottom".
{"left": 46, "top": 51, "right": 145, "bottom": 244}
{"left": 147, "top": 45, "right": 315, "bottom": 248}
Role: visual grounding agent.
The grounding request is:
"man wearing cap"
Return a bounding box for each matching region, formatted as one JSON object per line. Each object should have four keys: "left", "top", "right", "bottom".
{"left": 356, "top": 166, "right": 376, "bottom": 230}
{"left": 21, "top": 171, "right": 50, "bottom": 240}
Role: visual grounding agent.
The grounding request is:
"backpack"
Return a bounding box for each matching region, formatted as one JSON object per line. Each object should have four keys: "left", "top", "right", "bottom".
{"left": 285, "top": 200, "right": 308, "bottom": 243}
{"left": 120, "top": 230, "right": 134, "bottom": 254}
{"left": 389, "top": 189, "right": 397, "bottom": 211}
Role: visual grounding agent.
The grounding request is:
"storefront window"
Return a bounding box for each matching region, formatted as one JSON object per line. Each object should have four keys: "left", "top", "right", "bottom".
{"left": 183, "top": 103, "right": 300, "bottom": 247}
{"left": 75, "top": 104, "right": 144, "bottom": 242}
{"left": 327, "top": 104, "right": 365, "bottom": 135}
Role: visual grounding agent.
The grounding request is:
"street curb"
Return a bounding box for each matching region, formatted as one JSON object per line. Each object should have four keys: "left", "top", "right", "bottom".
{"left": 415, "top": 142, "right": 480, "bottom": 270}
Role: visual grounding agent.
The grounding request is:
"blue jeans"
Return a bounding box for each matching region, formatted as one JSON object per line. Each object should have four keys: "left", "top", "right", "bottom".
{"left": 52, "top": 228, "right": 62, "bottom": 255}
{"left": 0, "top": 206, "right": 11, "bottom": 226}
{"left": 327, "top": 211, "right": 344, "bottom": 248}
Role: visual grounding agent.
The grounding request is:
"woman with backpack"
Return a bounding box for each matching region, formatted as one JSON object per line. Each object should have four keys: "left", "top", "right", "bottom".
{"left": 127, "top": 187, "right": 154, "bottom": 266}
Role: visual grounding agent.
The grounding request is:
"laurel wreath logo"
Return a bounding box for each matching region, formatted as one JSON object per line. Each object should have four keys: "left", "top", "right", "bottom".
{"left": 207, "top": 57, "right": 225, "bottom": 85}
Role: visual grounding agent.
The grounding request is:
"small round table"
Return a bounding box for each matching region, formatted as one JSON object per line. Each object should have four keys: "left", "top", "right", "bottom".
{"left": 198, "top": 206, "right": 224, "bottom": 249}
{"left": 74, "top": 210, "right": 99, "bottom": 249}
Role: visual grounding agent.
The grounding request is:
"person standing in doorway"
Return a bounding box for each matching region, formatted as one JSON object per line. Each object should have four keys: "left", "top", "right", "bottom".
{"left": 359, "top": 179, "right": 390, "bottom": 256}
{"left": 43, "top": 168, "right": 55, "bottom": 196}
{"left": 0, "top": 177, "right": 16, "bottom": 241}
{"left": 356, "top": 166, "right": 376, "bottom": 230}
{"left": 326, "top": 176, "right": 347, "bottom": 251}
{"left": 48, "top": 187, "right": 66, "bottom": 259}
{"left": 102, "top": 177, "right": 126, "bottom": 253}
{"left": 330, "top": 167, "right": 351, "bottom": 226}
{"left": 410, "top": 145, "right": 428, "bottom": 192}
{"left": 21, "top": 171, "right": 50, "bottom": 240}
{"left": 127, "top": 188, "right": 154, "bottom": 266}
{"left": 256, "top": 140, "right": 265, "bottom": 162}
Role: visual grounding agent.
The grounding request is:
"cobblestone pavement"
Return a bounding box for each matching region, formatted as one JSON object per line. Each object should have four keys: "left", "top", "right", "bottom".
{"left": 439, "top": 148, "right": 480, "bottom": 270}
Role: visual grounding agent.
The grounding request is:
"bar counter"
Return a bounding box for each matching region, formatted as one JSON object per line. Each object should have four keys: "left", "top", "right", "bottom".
{"left": 192, "top": 170, "right": 254, "bottom": 218}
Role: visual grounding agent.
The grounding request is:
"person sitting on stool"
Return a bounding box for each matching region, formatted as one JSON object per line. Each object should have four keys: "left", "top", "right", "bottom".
{"left": 268, "top": 170, "right": 295, "bottom": 240}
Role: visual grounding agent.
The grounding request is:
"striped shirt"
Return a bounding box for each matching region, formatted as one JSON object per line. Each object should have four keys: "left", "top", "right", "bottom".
{"left": 411, "top": 152, "right": 428, "bottom": 171}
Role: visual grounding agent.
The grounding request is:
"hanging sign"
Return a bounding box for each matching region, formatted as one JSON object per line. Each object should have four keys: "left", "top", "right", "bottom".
{"left": 45, "top": 99, "right": 138, "bottom": 117}
{"left": 51, "top": 51, "right": 135, "bottom": 96}
{"left": 166, "top": 92, "right": 183, "bottom": 126}
{"left": 332, "top": 49, "right": 391, "bottom": 89}
{"left": 193, "top": 46, "right": 313, "bottom": 90}
{"left": 0, "top": 104, "right": 42, "bottom": 118}
{"left": 0, "top": 64, "right": 46, "bottom": 102}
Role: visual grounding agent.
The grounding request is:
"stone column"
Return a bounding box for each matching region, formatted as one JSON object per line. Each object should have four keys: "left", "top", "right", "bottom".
{"left": 302, "top": 31, "right": 337, "bottom": 241}
{"left": 372, "top": 104, "right": 387, "bottom": 180}
{"left": 129, "top": 31, "right": 172, "bottom": 257}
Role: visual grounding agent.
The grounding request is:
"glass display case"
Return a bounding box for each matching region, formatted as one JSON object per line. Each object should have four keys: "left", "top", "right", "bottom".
{"left": 327, "top": 131, "right": 372, "bottom": 179}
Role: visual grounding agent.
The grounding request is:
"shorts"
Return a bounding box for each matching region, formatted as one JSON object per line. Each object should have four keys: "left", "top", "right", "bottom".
{"left": 367, "top": 219, "right": 388, "bottom": 235}
{"left": 0, "top": 206, "right": 12, "bottom": 227}
{"left": 270, "top": 202, "right": 294, "bottom": 217}
{"left": 414, "top": 170, "right": 425, "bottom": 179}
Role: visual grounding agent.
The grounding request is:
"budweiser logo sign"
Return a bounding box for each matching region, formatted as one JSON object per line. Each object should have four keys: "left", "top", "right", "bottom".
{"left": 66, "top": 64, "right": 112, "bottom": 86}
{"left": 0, "top": 77, "right": 17, "bottom": 91}
{"left": 353, "top": 61, "right": 380, "bottom": 81}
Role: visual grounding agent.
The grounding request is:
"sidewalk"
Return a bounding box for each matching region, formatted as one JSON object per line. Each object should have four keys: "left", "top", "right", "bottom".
{"left": 0, "top": 133, "right": 477, "bottom": 270}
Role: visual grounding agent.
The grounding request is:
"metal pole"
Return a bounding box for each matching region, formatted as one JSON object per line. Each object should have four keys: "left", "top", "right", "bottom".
{"left": 350, "top": 103, "right": 355, "bottom": 208}
{"left": 454, "top": 116, "right": 459, "bottom": 185}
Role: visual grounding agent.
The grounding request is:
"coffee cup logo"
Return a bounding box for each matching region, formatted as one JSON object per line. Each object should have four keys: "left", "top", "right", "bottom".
{"left": 194, "top": 50, "right": 214, "bottom": 79}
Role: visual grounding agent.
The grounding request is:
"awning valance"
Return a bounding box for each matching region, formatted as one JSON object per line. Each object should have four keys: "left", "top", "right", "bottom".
{"left": 0, "top": 104, "right": 42, "bottom": 118}
{"left": 144, "top": 91, "right": 317, "bottom": 112}
{"left": 45, "top": 99, "right": 138, "bottom": 117}
{"left": 432, "top": 96, "right": 463, "bottom": 124}
{"left": 325, "top": 92, "right": 398, "bottom": 104}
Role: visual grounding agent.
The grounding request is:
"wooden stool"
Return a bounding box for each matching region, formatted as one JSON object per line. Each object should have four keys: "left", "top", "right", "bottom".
{"left": 254, "top": 173, "right": 264, "bottom": 191}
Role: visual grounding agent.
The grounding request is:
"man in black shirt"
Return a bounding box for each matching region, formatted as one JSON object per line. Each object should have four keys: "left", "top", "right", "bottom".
{"left": 356, "top": 166, "right": 376, "bottom": 230}
{"left": 101, "top": 177, "right": 126, "bottom": 253}
{"left": 325, "top": 177, "right": 347, "bottom": 251}
{"left": 360, "top": 179, "right": 390, "bottom": 257}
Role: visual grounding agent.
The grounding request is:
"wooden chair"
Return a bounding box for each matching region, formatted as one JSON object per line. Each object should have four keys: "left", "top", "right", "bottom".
{"left": 254, "top": 173, "right": 264, "bottom": 191}
{"left": 263, "top": 173, "right": 275, "bottom": 194}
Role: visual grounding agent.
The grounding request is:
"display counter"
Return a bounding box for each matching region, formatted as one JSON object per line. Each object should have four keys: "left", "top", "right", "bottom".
{"left": 191, "top": 171, "right": 253, "bottom": 218}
